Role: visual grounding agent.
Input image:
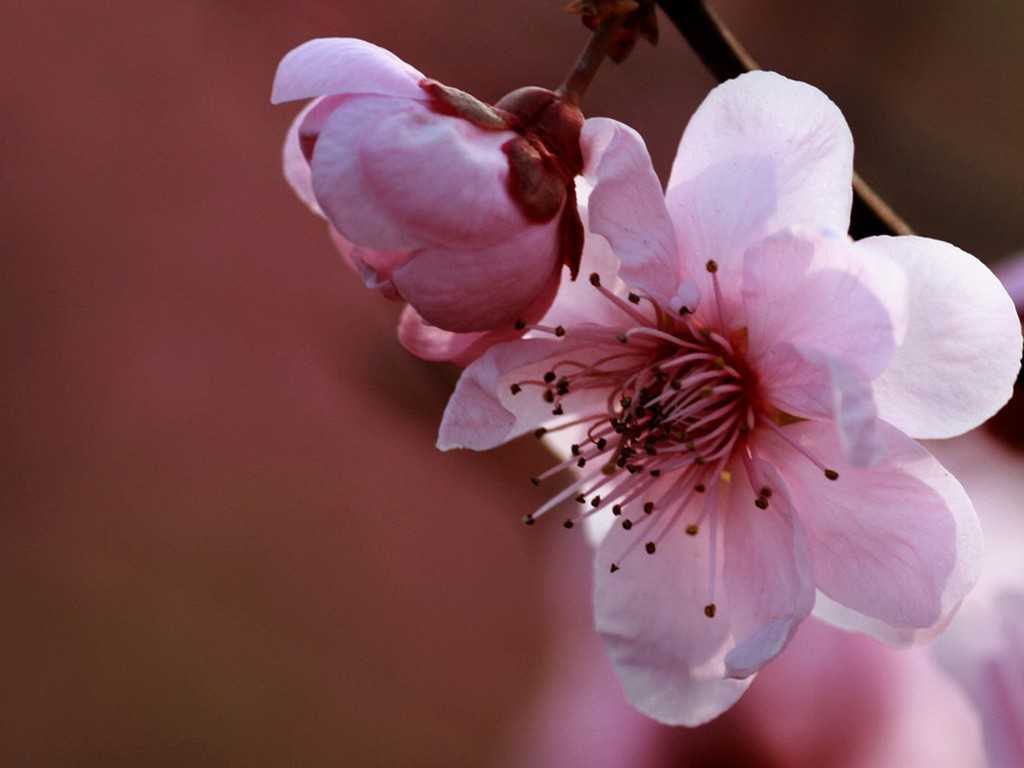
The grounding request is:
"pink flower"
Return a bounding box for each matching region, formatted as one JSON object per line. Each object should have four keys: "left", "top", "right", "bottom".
{"left": 438, "top": 71, "right": 1023, "bottom": 724}
{"left": 272, "top": 38, "right": 589, "bottom": 365}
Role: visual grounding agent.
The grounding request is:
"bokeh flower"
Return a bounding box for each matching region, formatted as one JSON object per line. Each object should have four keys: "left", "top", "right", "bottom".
{"left": 438, "top": 71, "right": 1022, "bottom": 724}
{"left": 272, "top": 38, "right": 590, "bottom": 365}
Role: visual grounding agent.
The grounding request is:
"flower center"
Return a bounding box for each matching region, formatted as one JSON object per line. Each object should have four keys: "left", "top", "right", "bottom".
{"left": 512, "top": 267, "right": 838, "bottom": 615}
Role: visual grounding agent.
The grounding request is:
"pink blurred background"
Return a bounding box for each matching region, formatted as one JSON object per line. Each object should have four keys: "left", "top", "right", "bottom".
{"left": 2, "top": 1, "right": 1021, "bottom": 765}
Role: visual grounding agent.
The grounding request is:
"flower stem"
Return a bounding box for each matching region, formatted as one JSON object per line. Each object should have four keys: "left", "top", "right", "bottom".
{"left": 654, "top": 0, "right": 913, "bottom": 239}
{"left": 557, "top": 11, "right": 628, "bottom": 106}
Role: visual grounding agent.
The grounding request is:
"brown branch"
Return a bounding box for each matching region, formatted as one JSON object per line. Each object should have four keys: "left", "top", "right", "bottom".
{"left": 654, "top": 0, "right": 913, "bottom": 239}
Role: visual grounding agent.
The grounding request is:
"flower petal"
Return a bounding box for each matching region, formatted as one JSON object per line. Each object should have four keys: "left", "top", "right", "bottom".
{"left": 722, "top": 462, "right": 815, "bottom": 678}
{"left": 759, "top": 419, "right": 981, "bottom": 639}
{"left": 271, "top": 37, "right": 425, "bottom": 104}
{"left": 282, "top": 98, "right": 323, "bottom": 215}
{"left": 665, "top": 71, "right": 853, "bottom": 284}
{"left": 438, "top": 335, "right": 602, "bottom": 450}
{"left": 392, "top": 218, "right": 561, "bottom": 332}
{"left": 743, "top": 231, "right": 902, "bottom": 387}
{"left": 742, "top": 231, "right": 901, "bottom": 463}
{"left": 864, "top": 235, "right": 1023, "bottom": 439}
{"left": 357, "top": 107, "right": 526, "bottom": 248}
{"left": 581, "top": 118, "right": 695, "bottom": 310}
{"left": 311, "top": 98, "right": 429, "bottom": 252}
{"left": 593, "top": 519, "right": 750, "bottom": 725}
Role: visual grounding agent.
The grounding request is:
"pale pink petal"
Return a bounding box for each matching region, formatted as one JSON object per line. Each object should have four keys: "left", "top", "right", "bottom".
{"left": 392, "top": 218, "right": 561, "bottom": 332}
{"left": 744, "top": 231, "right": 900, "bottom": 387}
{"left": 581, "top": 118, "right": 695, "bottom": 310}
{"left": 593, "top": 519, "right": 750, "bottom": 725}
{"left": 438, "top": 336, "right": 602, "bottom": 450}
{"left": 665, "top": 72, "right": 853, "bottom": 283}
{"left": 271, "top": 37, "right": 425, "bottom": 104}
{"left": 722, "top": 462, "right": 815, "bottom": 678}
{"left": 864, "top": 235, "right": 1023, "bottom": 439}
{"left": 742, "top": 232, "right": 899, "bottom": 463}
{"left": 760, "top": 420, "right": 981, "bottom": 636}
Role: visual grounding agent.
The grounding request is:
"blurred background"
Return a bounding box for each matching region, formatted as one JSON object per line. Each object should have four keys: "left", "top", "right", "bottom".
{"left": 1, "top": 1, "right": 1022, "bottom": 765}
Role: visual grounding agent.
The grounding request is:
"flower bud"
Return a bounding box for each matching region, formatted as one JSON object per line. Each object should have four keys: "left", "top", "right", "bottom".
{"left": 273, "top": 38, "right": 586, "bottom": 363}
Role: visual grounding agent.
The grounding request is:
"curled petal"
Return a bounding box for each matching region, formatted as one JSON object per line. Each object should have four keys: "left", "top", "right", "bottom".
{"left": 581, "top": 118, "right": 694, "bottom": 310}
{"left": 398, "top": 306, "right": 521, "bottom": 367}
{"left": 760, "top": 420, "right": 981, "bottom": 640}
{"left": 864, "top": 235, "right": 1023, "bottom": 439}
{"left": 665, "top": 71, "right": 854, "bottom": 280}
{"left": 271, "top": 37, "right": 425, "bottom": 104}
{"left": 282, "top": 98, "right": 323, "bottom": 215}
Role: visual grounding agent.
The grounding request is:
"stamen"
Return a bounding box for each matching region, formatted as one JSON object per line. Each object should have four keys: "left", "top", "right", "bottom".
{"left": 762, "top": 419, "right": 839, "bottom": 480}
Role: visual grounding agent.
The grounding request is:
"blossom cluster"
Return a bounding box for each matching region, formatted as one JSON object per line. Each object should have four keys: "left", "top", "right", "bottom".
{"left": 274, "top": 30, "right": 1023, "bottom": 746}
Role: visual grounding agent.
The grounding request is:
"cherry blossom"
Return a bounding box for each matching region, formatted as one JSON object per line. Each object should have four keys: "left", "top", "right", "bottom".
{"left": 438, "top": 71, "right": 1023, "bottom": 724}
{"left": 272, "top": 38, "right": 589, "bottom": 365}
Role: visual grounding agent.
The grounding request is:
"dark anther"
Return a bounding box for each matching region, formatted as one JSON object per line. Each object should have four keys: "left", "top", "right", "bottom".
{"left": 706, "top": 260, "right": 719, "bottom": 273}
{"left": 824, "top": 469, "right": 839, "bottom": 481}
{"left": 577, "top": 457, "right": 587, "bottom": 468}
{"left": 695, "top": 484, "right": 706, "bottom": 493}
{"left": 533, "top": 427, "right": 547, "bottom": 438}
{"left": 554, "top": 325, "right": 566, "bottom": 337}
{"left": 643, "top": 502, "right": 655, "bottom": 514}
{"left": 610, "top": 563, "right": 620, "bottom": 573}
{"left": 645, "top": 541, "right": 656, "bottom": 555}
{"left": 589, "top": 273, "right": 601, "bottom": 287}
{"left": 543, "top": 371, "right": 556, "bottom": 384}
{"left": 685, "top": 524, "right": 699, "bottom": 536}
{"left": 649, "top": 469, "right": 661, "bottom": 477}
{"left": 510, "top": 383, "right": 522, "bottom": 395}
{"left": 563, "top": 519, "right": 574, "bottom": 529}
{"left": 755, "top": 497, "right": 769, "bottom": 510}
{"left": 596, "top": 438, "right": 607, "bottom": 450}
{"left": 571, "top": 444, "right": 581, "bottom": 456}
{"left": 704, "top": 603, "right": 717, "bottom": 618}
{"left": 616, "top": 334, "right": 628, "bottom": 344}
{"left": 529, "top": 476, "right": 540, "bottom": 486}
{"left": 612, "top": 504, "right": 623, "bottom": 516}
{"left": 575, "top": 494, "right": 586, "bottom": 504}
{"left": 523, "top": 515, "right": 535, "bottom": 525}
{"left": 552, "top": 404, "right": 564, "bottom": 416}
{"left": 628, "top": 292, "right": 641, "bottom": 304}
{"left": 514, "top": 318, "right": 527, "bottom": 331}
{"left": 760, "top": 487, "right": 772, "bottom": 498}
{"left": 622, "top": 519, "right": 633, "bottom": 530}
